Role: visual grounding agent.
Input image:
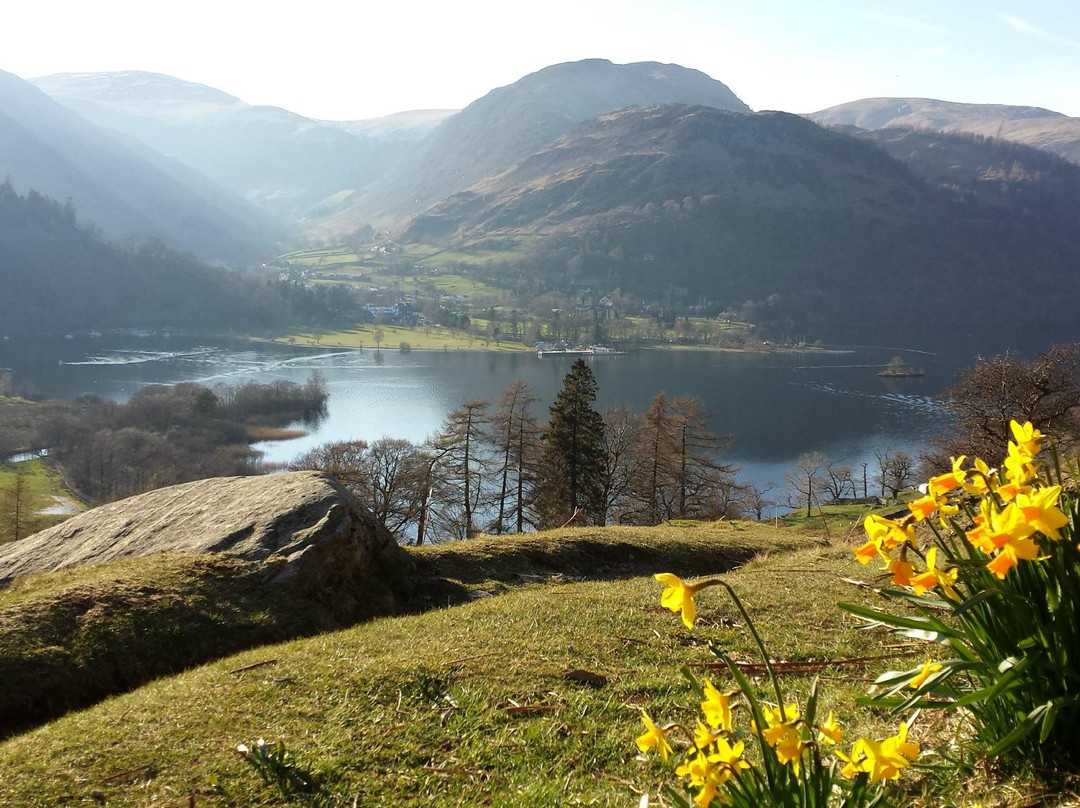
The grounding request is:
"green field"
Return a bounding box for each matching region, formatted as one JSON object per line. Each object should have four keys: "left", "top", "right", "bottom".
{"left": 267, "top": 324, "right": 533, "bottom": 352}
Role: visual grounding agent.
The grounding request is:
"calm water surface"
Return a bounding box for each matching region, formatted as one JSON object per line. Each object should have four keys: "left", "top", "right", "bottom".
{"left": 1, "top": 336, "right": 959, "bottom": 493}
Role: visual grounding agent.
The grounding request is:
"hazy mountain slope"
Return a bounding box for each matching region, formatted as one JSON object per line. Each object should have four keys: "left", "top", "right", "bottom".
{"left": 331, "top": 109, "right": 459, "bottom": 139}
{"left": 323, "top": 59, "right": 751, "bottom": 232}
{"left": 0, "top": 182, "right": 337, "bottom": 335}
{"left": 33, "top": 71, "right": 426, "bottom": 216}
{"left": 0, "top": 69, "right": 274, "bottom": 261}
{"left": 809, "top": 97, "right": 1080, "bottom": 164}
{"left": 849, "top": 126, "right": 1080, "bottom": 231}
{"left": 403, "top": 104, "right": 1080, "bottom": 348}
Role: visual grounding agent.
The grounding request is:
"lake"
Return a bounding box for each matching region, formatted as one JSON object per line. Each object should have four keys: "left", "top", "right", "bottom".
{"left": 0, "top": 335, "right": 959, "bottom": 497}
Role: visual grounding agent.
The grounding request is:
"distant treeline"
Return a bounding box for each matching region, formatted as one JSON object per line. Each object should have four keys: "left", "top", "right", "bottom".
{"left": 0, "top": 180, "right": 355, "bottom": 336}
{"left": 35, "top": 375, "right": 327, "bottom": 503}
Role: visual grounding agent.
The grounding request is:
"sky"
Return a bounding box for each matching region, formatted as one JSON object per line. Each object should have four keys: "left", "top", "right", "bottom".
{"left": 6, "top": 0, "right": 1080, "bottom": 120}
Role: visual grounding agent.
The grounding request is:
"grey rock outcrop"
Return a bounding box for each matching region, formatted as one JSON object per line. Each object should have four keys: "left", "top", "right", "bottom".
{"left": 0, "top": 472, "right": 414, "bottom": 622}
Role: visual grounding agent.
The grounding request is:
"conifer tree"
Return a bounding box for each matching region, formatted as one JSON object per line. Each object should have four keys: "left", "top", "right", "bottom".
{"left": 536, "top": 360, "right": 605, "bottom": 527}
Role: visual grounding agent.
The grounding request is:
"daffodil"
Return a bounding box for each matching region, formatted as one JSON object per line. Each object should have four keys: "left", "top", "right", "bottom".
{"left": 840, "top": 722, "right": 919, "bottom": 782}
{"left": 654, "top": 573, "right": 719, "bottom": 629}
{"left": 700, "top": 679, "right": 732, "bottom": 732}
{"left": 907, "top": 493, "right": 939, "bottom": 521}
{"left": 636, "top": 711, "right": 673, "bottom": 762}
{"left": 908, "top": 659, "right": 943, "bottom": 690}
{"left": 888, "top": 558, "right": 915, "bottom": 587}
{"left": 817, "top": 711, "right": 842, "bottom": 745}
{"left": 1010, "top": 420, "right": 1045, "bottom": 457}
{"left": 759, "top": 703, "right": 806, "bottom": 775}
{"left": 910, "top": 547, "right": 960, "bottom": 600}
{"left": 928, "top": 456, "right": 967, "bottom": 499}
{"left": 1015, "top": 485, "right": 1067, "bottom": 541}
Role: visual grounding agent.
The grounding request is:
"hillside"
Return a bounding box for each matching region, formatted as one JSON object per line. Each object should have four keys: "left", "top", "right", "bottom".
{"left": 0, "top": 520, "right": 909, "bottom": 807}
{"left": 400, "top": 104, "right": 1080, "bottom": 348}
{"left": 809, "top": 97, "right": 1080, "bottom": 165}
{"left": 322, "top": 59, "right": 751, "bottom": 232}
{"left": 0, "top": 182, "right": 343, "bottom": 335}
{"left": 33, "top": 71, "right": 447, "bottom": 218}
{"left": 0, "top": 70, "right": 275, "bottom": 262}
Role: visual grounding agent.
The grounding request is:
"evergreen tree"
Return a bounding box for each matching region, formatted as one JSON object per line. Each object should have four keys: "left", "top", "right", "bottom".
{"left": 537, "top": 360, "right": 605, "bottom": 527}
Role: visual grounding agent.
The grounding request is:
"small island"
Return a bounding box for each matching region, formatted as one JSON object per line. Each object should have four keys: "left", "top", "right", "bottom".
{"left": 878, "top": 356, "right": 925, "bottom": 377}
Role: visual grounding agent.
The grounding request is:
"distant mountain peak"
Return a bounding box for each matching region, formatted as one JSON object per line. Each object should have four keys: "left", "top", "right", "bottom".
{"left": 33, "top": 71, "right": 244, "bottom": 118}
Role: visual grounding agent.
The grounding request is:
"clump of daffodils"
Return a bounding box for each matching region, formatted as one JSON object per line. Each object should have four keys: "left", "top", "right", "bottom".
{"left": 843, "top": 420, "right": 1080, "bottom": 769}
{"left": 854, "top": 421, "right": 1067, "bottom": 586}
{"left": 644, "top": 574, "right": 919, "bottom": 807}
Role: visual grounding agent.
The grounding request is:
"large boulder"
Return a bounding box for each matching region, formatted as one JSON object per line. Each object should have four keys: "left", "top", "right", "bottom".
{"left": 0, "top": 471, "right": 414, "bottom": 622}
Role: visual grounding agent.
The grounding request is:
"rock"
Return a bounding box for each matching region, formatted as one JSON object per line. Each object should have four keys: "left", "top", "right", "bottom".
{"left": 0, "top": 472, "right": 414, "bottom": 623}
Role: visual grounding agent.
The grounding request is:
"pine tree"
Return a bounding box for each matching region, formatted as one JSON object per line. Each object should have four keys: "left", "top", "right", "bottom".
{"left": 536, "top": 360, "right": 605, "bottom": 527}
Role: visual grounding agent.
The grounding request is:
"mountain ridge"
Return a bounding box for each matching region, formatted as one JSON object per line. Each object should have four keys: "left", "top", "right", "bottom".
{"left": 809, "top": 97, "right": 1080, "bottom": 165}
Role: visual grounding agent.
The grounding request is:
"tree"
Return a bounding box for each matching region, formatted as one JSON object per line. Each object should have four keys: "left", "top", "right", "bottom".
{"left": 434, "top": 399, "right": 490, "bottom": 539}
{"left": 599, "top": 405, "right": 644, "bottom": 526}
{"left": 875, "top": 450, "right": 914, "bottom": 499}
{"left": 786, "top": 452, "right": 824, "bottom": 517}
{"left": 822, "top": 459, "right": 854, "bottom": 503}
{"left": 928, "top": 343, "right": 1080, "bottom": 469}
{"left": 536, "top": 360, "right": 605, "bottom": 527}
{"left": 636, "top": 393, "right": 676, "bottom": 525}
{"left": 373, "top": 328, "right": 385, "bottom": 350}
{"left": 668, "top": 396, "right": 736, "bottom": 519}
{"left": 488, "top": 381, "right": 541, "bottom": 535}
{"left": 0, "top": 470, "right": 45, "bottom": 543}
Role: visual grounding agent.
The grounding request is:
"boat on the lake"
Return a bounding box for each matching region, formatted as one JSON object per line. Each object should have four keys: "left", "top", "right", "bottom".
{"left": 536, "top": 344, "right": 627, "bottom": 357}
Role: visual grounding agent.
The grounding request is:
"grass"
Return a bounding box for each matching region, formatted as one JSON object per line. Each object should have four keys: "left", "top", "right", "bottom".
{"left": 0, "top": 459, "right": 71, "bottom": 505}
{"left": 267, "top": 325, "right": 533, "bottom": 353}
{"left": 0, "top": 554, "right": 335, "bottom": 732}
{"left": 0, "top": 519, "right": 1056, "bottom": 806}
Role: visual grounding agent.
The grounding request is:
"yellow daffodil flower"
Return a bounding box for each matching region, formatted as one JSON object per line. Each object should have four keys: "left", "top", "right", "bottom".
{"left": 1010, "top": 420, "right": 1045, "bottom": 457}
{"left": 654, "top": 573, "right": 719, "bottom": 629}
{"left": 1015, "top": 485, "right": 1067, "bottom": 541}
{"left": 907, "top": 493, "right": 939, "bottom": 521}
{"left": 909, "top": 659, "right": 943, "bottom": 689}
{"left": 928, "top": 456, "right": 967, "bottom": 498}
{"left": 817, "top": 712, "right": 843, "bottom": 745}
{"left": 910, "top": 547, "right": 960, "bottom": 601}
{"left": 636, "top": 711, "right": 673, "bottom": 762}
{"left": 888, "top": 558, "right": 915, "bottom": 587}
{"left": 759, "top": 704, "right": 806, "bottom": 775}
{"left": 701, "top": 679, "right": 733, "bottom": 732}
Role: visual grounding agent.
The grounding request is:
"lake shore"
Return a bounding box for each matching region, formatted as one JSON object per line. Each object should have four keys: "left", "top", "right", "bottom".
{"left": 254, "top": 328, "right": 855, "bottom": 356}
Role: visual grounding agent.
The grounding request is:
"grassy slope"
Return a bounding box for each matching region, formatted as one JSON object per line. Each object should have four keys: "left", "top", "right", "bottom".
{"left": 0, "top": 518, "right": 989, "bottom": 808}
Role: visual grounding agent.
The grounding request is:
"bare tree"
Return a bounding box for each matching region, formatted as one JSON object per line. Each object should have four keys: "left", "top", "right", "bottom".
{"left": 488, "top": 381, "right": 540, "bottom": 534}
{"left": 739, "top": 482, "right": 777, "bottom": 521}
{"left": 600, "top": 405, "right": 644, "bottom": 525}
{"left": 786, "top": 452, "right": 824, "bottom": 517}
{"left": 434, "top": 399, "right": 490, "bottom": 539}
{"left": 822, "top": 460, "right": 855, "bottom": 503}
{"left": 876, "top": 450, "right": 915, "bottom": 499}
{"left": 928, "top": 343, "right": 1080, "bottom": 469}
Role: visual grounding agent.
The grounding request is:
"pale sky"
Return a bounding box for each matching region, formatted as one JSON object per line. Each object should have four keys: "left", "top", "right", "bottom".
{"left": 7, "top": 0, "right": 1080, "bottom": 120}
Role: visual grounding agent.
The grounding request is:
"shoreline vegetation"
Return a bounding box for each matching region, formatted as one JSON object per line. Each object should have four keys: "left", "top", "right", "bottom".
{"left": 256, "top": 326, "right": 855, "bottom": 356}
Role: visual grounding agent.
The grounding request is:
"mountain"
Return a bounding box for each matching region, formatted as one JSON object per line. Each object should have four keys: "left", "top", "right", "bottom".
{"left": 321, "top": 59, "right": 751, "bottom": 233}
{"left": 401, "top": 104, "right": 1080, "bottom": 348}
{"left": 809, "top": 98, "right": 1080, "bottom": 165}
{"left": 33, "top": 71, "right": 445, "bottom": 217}
{"left": 0, "top": 69, "right": 275, "bottom": 261}
{"left": 0, "top": 181, "right": 344, "bottom": 335}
